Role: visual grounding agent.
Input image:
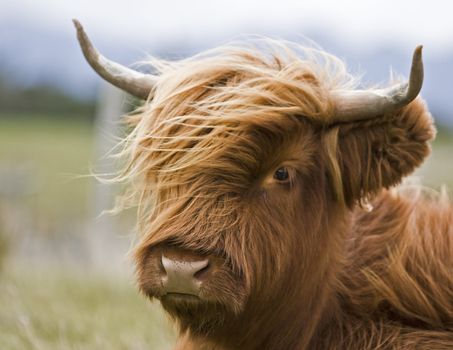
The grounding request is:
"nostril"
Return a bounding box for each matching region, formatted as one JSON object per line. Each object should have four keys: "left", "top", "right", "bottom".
{"left": 161, "top": 255, "right": 210, "bottom": 278}
{"left": 158, "top": 256, "right": 166, "bottom": 276}
{"left": 162, "top": 256, "right": 208, "bottom": 274}
{"left": 194, "top": 261, "right": 211, "bottom": 281}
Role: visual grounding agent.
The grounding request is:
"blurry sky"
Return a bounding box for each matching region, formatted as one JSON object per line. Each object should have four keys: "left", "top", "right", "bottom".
{"left": 2, "top": 0, "right": 452, "bottom": 52}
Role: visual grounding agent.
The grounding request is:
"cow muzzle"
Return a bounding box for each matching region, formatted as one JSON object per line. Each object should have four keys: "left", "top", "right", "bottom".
{"left": 137, "top": 244, "right": 248, "bottom": 318}
{"left": 161, "top": 254, "right": 210, "bottom": 296}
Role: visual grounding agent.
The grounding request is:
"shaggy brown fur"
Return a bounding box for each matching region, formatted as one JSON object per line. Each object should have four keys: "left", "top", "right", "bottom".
{"left": 111, "top": 40, "right": 453, "bottom": 349}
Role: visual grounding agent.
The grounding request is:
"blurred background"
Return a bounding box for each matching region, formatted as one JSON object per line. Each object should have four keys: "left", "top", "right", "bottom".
{"left": 0, "top": 1, "right": 452, "bottom": 349}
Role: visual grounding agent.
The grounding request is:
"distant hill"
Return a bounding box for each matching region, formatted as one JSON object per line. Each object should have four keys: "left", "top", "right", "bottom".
{"left": 0, "top": 78, "right": 95, "bottom": 119}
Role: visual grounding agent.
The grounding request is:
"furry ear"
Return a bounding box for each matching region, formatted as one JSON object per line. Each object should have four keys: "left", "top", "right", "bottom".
{"left": 323, "top": 98, "right": 435, "bottom": 207}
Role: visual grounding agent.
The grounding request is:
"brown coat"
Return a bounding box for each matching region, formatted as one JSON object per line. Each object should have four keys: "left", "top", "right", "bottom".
{"left": 107, "top": 41, "right": 452, "bottom": 349}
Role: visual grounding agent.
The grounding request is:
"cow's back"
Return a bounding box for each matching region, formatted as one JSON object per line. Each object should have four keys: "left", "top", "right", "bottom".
{"left": 344, "top": 185, "right": 453, "bottom": 328}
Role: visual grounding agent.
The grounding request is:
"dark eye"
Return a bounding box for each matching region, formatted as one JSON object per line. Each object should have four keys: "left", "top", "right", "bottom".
{"left": 273, "top": 167, "right": 289, "bottom": 181}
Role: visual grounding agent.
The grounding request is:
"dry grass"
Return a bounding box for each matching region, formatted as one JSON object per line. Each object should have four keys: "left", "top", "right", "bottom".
{"left": 0, "top": 266, "right": 176, "bottom": 350}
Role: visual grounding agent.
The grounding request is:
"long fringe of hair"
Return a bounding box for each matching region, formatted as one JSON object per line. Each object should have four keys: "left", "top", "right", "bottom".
{"left": 105, "top": 38, "right": 361, "bottom": 233}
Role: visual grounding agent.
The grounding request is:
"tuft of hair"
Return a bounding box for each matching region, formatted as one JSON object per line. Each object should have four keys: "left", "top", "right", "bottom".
{"left": 108, "top": 38, "right": 362, "bottom": 232}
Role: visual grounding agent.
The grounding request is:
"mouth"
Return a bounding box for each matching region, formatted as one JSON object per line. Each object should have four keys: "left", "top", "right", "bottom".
{"left": 159, "top": 291, "right": 231, "bottom": 334}
{"left": 161, "top": 293, "right": 200, "bottom": 302}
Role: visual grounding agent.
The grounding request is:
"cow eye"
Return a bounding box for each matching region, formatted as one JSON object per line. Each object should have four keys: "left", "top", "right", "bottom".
{"left": 273, "top": 167, "right": 289, "bottom": 181}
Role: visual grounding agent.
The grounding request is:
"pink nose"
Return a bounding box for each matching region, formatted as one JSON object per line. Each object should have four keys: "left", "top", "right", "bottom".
{"left": 161, "top": 255, "right": 210, "bottom": 296}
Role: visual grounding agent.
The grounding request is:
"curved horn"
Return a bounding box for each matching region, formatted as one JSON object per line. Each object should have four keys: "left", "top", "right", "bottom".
{"left": 73, "top": 19, "right": 155, "bottom": 100}
{"left": 332, "top": 45, "right": 424, "bottom": 122}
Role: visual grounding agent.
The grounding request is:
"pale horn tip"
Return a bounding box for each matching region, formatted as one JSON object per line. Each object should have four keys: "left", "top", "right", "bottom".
{"left": 413, "top": 45, "right": 423, "bottom": 62}
{"left": 407, "top": 45, "right": 424, "bottom": 101}
{"left": 72, "top": 19, "right": 82, "bottom": 31}
{"left": 72, "top": 19, "right": 90, "bottom": 48}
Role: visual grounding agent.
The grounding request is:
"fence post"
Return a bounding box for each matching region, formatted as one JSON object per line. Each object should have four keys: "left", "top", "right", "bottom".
{"left": 88, "top": 82, "right": 129, "bottom": 274}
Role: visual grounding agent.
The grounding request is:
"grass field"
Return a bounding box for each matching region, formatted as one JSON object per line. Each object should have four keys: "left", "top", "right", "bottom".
{"left": 0, "top": 267, "right": 175, "bottom": 350}
{"left": 0, "top": 116, "right": 93, "bottom": 220}
{"left": 0, "top": 115, "right": 178, "bottom": 349}
{"left": 0, "top": 115, "right": 452, "bottom": 349}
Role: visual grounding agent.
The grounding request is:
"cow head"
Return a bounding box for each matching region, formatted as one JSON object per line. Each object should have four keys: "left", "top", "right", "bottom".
{"left": 74, "top": 20, "right": 434, "bottom": 338}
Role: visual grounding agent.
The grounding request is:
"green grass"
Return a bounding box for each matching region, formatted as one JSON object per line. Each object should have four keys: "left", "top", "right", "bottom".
{"left": 0, "top": 115, "right": 94, "bottom": 221}
{"left": 0, "top": 267, "right": 176, "bottom": 350}
{"left": 415, "top": 129, "right": 453, "bottom": 189}
{"left": 0, "top": 115, "right": 176, "bottom": 349}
